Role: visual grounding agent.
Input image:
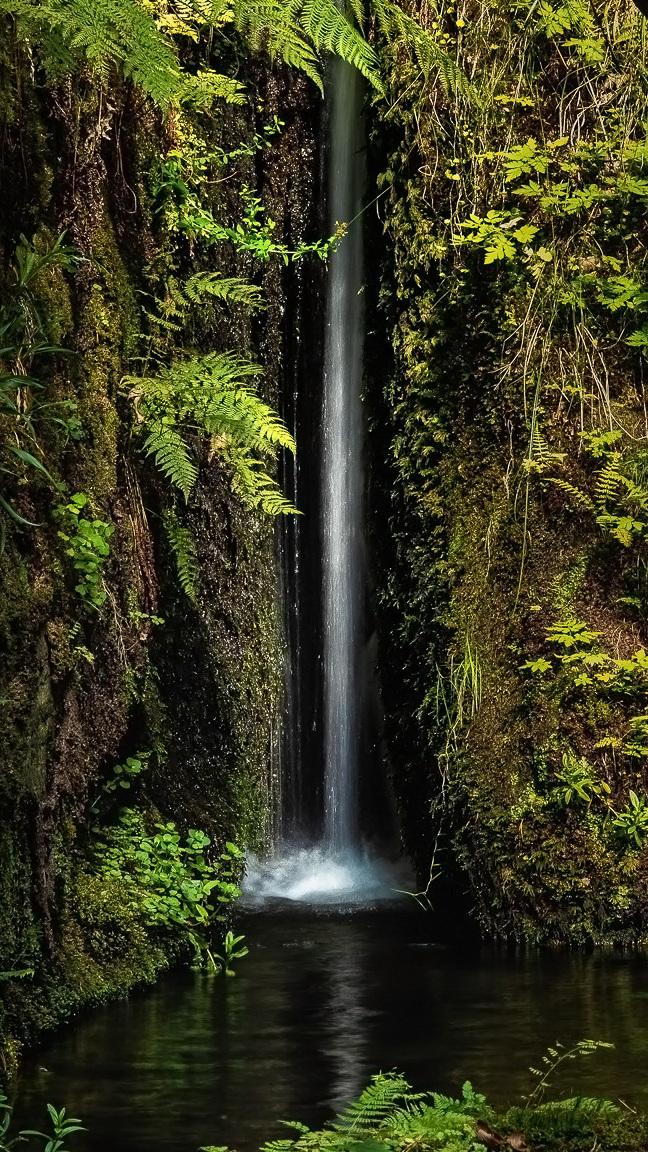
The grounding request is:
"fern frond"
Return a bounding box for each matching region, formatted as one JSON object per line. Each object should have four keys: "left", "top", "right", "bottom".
{"left": 371, "top": 0, "right": 474, "bottom": 101}
{"left": 183, "top": 273, "right": 265, "bottom": 311}
{"left": 549, "top": 476, "right": 596, "bottom": 512}
{"left": 231, "top": 0, "right": 323, "bottom": 88}
{"left": 594, "top": 453, "right": 623, "bottom": 504}
{"left": 228, "top": 459, "right": 301, "bottom": 515}
{"left": 331, "top": 1073, "right": 413, "bottom": 1134}
{"left": 179, "top": 69, "right": 247, "bottom": 106}
{"left": 143, "top": 421, "right": 198, "bottom": 496}
{"left": 298, "top": 0, "right": 381, "bottom": 89}
{"left": 128, "top": 354, "right": 298, "bottom": 516}
{"left": 163, "top": 509, "right": 199, "bottom": 601}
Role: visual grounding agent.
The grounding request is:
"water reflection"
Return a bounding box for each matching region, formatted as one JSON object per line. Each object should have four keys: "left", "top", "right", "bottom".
{"left": 16, "top": 912, "right": 648, "bottom": 1152}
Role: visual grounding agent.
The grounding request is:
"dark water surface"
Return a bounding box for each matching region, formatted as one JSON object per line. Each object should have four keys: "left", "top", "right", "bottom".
{"left": 16, "top": 909, "right": 648, "bottom": 1152}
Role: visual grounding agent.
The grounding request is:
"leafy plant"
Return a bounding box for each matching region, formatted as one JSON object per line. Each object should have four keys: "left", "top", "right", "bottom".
{"left": 54, "top": 493, "right": 115, "bottom": 609}
{"left": 0, "top": 967, "right": 34, "bottom": 982}
{"left": 612, "top": 791, "right": 648, "bottom": 848}
{"left": 209, "top": 931, "right": 249, "bottom": 976}
{"left": 101, "top": 753, "right": 150, "bottom": 797}
{"left": 551, "top": 451, "right": 648, "bottom": 547}
{"left": 126, "top": 353, "right": 299, "bottom": 515}
{"left": 0, "top": 1093, "right": 83, "bottom": 1152}
{"left": 524, "top": 1040, "right": 614, "bottom": 1106}
{"left": 155, "top": 153, "right": 346, "bottom": 264}
{"left": 0, "top": 0, "right": 383, "bottom": 108}
{"left": 93, "top": 809, "right": 243, "bottom": 963}
{"left": 553, "top": 752, "right": 610, "bottom": 807}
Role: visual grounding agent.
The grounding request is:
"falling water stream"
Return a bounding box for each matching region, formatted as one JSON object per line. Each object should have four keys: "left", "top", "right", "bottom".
{"left": 321, "top": 58, "right": 365, "bottom": 855}
{"left": 244, "top": 59, "right": 394, "bottom": 904}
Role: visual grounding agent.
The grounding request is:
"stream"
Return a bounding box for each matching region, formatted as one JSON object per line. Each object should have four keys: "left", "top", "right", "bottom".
{"left": 16, "top": 907, "right": 648, "bottom": 1152}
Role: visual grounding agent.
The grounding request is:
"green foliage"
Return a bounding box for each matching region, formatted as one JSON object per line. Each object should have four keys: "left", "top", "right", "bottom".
{"left": 163, "top": 509, "right": 199, "bottom": 602}
{"left": 0, "top": 1092, "right": 84, "bottom": 1152}
{"left": 371, "top": 0, "right": 474, "bottom": 100}
{"left": 612, "top": 791, "right": 648, "bottom": 849}
{"left": 375, "top": 0, "right": 648, "bottom": 942}
{"left": 0, "top": 233, "right": 82, "bottom": 547}
{"left": 54, "top": 493, "right": 115, "bottom": 609}
{"left": 546, "top": 438, "right": 648, "bottom": 546}
{"left": 0, "top": 968, "right": 33, "bottom": 982}
{"left": 455, "top": 210, "right": 538, "bottom": 265}
{"left": 524, "top": 1040, "right": 615, "bottom": 1107}
{"left": 126, "top": 353, "right": 299, "bottom": 515}
{"left": 155, "top": 152, "right": 346, "bottom": 264}
{"left": 553, "top": 752, "right": 610, "bottom": 807}
{"left": 101, "top": 753, "right": 150, "bottom": 797}
{"left": 210, "top": 930, "right": 248, "bottom": 977}
{"left": 93, "top": 808, "right": 243, "bottom": 964}
{"left": 0, "top": 0, "right": 383, "bottom": 107}
{"left": 252, "top": 1073, "right": 490, "bottom": 1152}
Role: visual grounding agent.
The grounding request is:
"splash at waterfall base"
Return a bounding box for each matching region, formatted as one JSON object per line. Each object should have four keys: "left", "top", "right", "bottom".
{"left": 242, "top": 847, "right": 408, "bottom": 907}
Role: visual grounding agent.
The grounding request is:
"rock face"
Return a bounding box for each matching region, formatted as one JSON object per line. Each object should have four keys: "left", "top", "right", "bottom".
{"left": 367, "top": 0, "right": 648, "bottom": 942}
{"left": 0, "top": 31, "right": 321, "bottom": 1057}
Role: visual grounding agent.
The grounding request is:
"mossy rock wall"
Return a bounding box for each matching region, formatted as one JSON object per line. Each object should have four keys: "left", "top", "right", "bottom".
{"left": 0, "top": 38, "right": 320, "bottom": 1057}
{"left": 369, "top": 0, "right": 648, "bottom": 943}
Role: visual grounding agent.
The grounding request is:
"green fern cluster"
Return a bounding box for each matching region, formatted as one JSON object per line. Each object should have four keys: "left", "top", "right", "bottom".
{"left": 126, "top": 352, "right": 299, "bottom": 517}
{"left": 230, "top": 0, "right": 381, "bottom": 91}
{"left": 550, "top": 450, "right": 648, "bottom": 546}
{"left": 252, "top": 1073, "right": 490, "bottom": 1152}
{"left": 0, "top": 0, "right": 384, "bottom": 109}
{"left": 151, "top": 273, "right": 265, "bottom": 335}
{"left": 0, "top": 0, "right": 229, "bottom": 108}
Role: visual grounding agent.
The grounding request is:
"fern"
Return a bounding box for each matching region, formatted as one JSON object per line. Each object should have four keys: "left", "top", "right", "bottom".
{"left": 549, "top": 476, "right": 596, "bottom": 511}
{"left": 126, "top": 353, "right": 299, "bottom": 515}
{"left": 371, "top": 0, "right": 475, "bottom": 101}
{"left": 154, "top": 274, "right": 264, "bottom": 332}
{"left": 163, "top": 509, "right": 198, "bottom": 601}
{"left": 331, "top": 1073, "right": 413, "bottom": 1134}
{"left": 550, "top": 449, "right": 648, "bottom": 545}
{"left": 525, "top": 425, "right": 565, "bottom": 472}
{"left": 0, "top": 0, "right": 198, "bottom": 107}
{"left": 183, "top": 273, "right": 265, "bottom": 311}
{"left": 297, "top": 0, "right": 381, "bottom": 89}
{"left": 142, "top": 422, "right": 198, "bottom": 497}
{"left": 594, "top": 452, "right": 624, "bottom": 504}
{"left": 0, "top": 0, "right": 383, "bottom": 109}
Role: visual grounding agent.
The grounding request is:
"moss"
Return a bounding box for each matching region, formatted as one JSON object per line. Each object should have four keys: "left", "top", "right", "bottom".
{"left": 0, "top": 40, "right": 303, "bottom": 1066}
{"left": 369, "top": 0, "right": 648, "bottom": 943}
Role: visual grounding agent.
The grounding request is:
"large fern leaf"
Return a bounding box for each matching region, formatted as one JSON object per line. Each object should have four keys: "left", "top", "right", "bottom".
{"left": 594, "top": 453, "right": 623, "bottom": 505}
{"left": 183, "top": 273, "right": 265, "bottom": 310}
{"left": 298, "top": 0, "right": 382, "bottom": 89}
{"left": 549, "top": 476, "right": 596, "bottom": 512}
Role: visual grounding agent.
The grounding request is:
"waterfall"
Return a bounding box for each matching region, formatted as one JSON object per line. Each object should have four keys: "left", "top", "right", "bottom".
{"left": 242, "top": 58, "right": 400, "bottom": 906}
{"left": 322, "top": 59, "right": 365, "bottom": 854}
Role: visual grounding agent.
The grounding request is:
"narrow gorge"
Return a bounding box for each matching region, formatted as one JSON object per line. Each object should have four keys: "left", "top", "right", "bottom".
{"left": 3, "top": 1, "right": 648, "bottom": 1148}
